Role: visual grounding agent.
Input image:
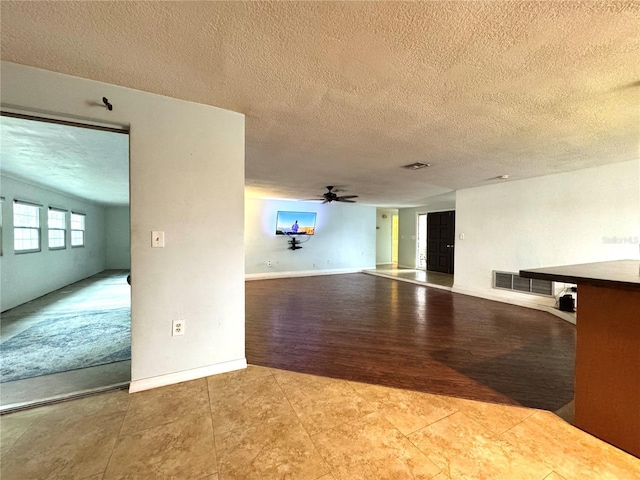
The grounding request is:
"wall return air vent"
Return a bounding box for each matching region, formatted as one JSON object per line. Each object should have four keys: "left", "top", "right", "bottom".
{"left": 493, "top": 271, "right": 554, "bottom": 297}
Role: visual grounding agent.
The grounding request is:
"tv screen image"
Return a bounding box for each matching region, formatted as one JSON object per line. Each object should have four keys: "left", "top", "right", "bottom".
{"left": 275, "top": 211, "right": 317, "bottom": 235}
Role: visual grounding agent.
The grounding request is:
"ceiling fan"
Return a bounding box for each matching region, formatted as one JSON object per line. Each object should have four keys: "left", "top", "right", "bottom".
{"left": 304, "top": 186, "right": 358, "bottom": 203}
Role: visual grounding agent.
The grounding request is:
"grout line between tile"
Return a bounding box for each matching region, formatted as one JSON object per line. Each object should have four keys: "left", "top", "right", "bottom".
{"left": 205, "top": 376, "right": 220, "bottom": 478}
{"left": 455, "top": 409, "right": 505, "bottom": 439}
{"left": 274, "top": 375, "right": 334, "bottom": 479}
{"left": 302, "top": 379, "right": 381, "bottom": 437}
{"left": 208, "top": 370, "right": 286, "bottom": 436}
{"left": 540, "top": 469, "right": 558, "bottom": 480}
{"left": 100, "top": 408, "right": 129, "bottom": 480}
{"left": 386, "top": 420, "right": 443, "bottom": 477}
{"left": 543, "top": 471, "right": 568, "bottom": 480}
{"left": 273, "top": 372, "right": 310, "bottom": 436}
{"left": 116, "top": 407, "right": 205, "bottom": 438}
{"left": 404, "top": 409, "right": 461, "bottom": 441}
{"left": 0, "top": 414, "right": 39, "bottom": 458}
{"left": 496, "top": 408, "right": 538, "bottom": 438}
{"left": 312, "top": 468, "right": 335, "bottom": 480}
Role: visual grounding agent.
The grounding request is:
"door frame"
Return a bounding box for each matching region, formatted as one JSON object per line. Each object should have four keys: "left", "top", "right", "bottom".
{"left": 415, "top": 213, "right": 427, "bottom": 269}
{"left": 391, "top": 214, "right": 399, "bottom": 264}
{"left": 426, "top": 210, "right": 455, "bottom": 274}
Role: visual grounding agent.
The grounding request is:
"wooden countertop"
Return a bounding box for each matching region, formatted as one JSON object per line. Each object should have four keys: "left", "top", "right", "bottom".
{"left": 520, "top": 260, "right": 640, "bottom": 290}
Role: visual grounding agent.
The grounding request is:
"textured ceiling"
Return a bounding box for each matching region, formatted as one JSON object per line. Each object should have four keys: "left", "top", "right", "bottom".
{"left": 0, "top": 116, "right": 129, "bottom": 206}
{"left": 1, "top": 1, "right": 639, "bottom": 207}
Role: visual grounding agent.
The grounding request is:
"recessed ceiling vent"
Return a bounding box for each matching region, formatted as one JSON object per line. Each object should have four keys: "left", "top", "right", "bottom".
{"left": 402, "top": 162, "right": 431, "bottom": 170}
{"left": 493, "top": 271, "right": 554, "bottom": 297}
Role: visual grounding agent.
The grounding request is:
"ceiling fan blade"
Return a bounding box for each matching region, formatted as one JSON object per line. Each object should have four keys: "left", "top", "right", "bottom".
{"left": 322, "top": 199, "right": 330, "bottom": 204}
{"left": 337, "top": 195, "right": 358, "bottom": 199}
{"left": 336, "top": 198, "right": 356, "bottom": 203}
{"left": 301, "top": 198, "right": 325, "bottom": 201}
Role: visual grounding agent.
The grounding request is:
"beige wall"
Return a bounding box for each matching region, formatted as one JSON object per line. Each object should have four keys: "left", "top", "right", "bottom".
{"left": 1, "top": 62, "right": 246, "bottom": 388}
{"left": 244, "top": 197, "right": 376, "bottom": 276}
{"left": 454, "top": 160, "right": 640, "bottom": 307}
{"left": 0, "top": 175, "right": 107, "bottom": 311}
{"left": 105, "top": 206, "right": 131, "bottom": 270}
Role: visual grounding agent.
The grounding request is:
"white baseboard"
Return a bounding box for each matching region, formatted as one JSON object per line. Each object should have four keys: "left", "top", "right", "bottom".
{"left": 129, "top": 358, "right": 247, "bottom": 393}
{"left": 451, "top": 285, "right": 576, "bottom": 325}
{"left": 550, "top": 309, "right": 576, "bottom": 324}
{"left": 245, "top": 267, "right": 369, "bottom": 281}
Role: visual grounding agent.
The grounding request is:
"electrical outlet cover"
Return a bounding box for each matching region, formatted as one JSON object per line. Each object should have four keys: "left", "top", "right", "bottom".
{"left": 172, "top": 320, "right": 185, "bottom": 336}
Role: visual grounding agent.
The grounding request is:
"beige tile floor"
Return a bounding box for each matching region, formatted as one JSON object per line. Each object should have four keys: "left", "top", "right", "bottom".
{"left": 1, "top": 365, "right": 638, "bottom": 479}
{"left": 363, "top": 266, "right": 454, "bottom": 291}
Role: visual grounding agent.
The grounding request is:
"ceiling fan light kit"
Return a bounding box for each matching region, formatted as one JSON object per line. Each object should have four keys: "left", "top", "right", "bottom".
{"left": 289, "top": 185, "right": 358, "bottom": 251}
{"left": 303, "top": 186, "right": 359, "bottom": 204}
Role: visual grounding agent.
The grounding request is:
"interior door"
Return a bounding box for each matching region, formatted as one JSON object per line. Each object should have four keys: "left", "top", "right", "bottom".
{"left": 427, "top": 211, "right": 455, "bottom": 274}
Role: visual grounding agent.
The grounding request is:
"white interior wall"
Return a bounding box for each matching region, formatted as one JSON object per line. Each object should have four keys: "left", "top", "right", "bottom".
{"left": 105, "top": 206, "right": 131, "bottom": 270}
{"left": 245, "top": 197, "right": 376, "bottom": 277}
{"left": 454, "top": 160, "right": 640, "bottom": 308}
{"left": 0, "top": 175, "right": 106, "bottom": 311}
{"left": 375, "top": 208, "right": 397, "bottom": 265}
{"left": 1, "top": 62, "right": 246, "bottom": 389}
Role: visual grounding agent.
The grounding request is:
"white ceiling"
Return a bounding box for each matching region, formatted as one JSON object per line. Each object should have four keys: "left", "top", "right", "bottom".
{"left": 0, "top": 116, "right": 129, "bottom": 206}
{"left": 1, "top": 1, "right": 638, "bottom": 207}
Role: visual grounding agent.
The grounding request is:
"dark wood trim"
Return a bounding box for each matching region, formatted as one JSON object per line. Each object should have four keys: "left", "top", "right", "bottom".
{"left": 520, "top": 260, "right": 640, "bottom": 291}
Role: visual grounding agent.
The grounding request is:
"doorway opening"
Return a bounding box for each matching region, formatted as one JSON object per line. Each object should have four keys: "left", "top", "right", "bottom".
{"left": 426, "top": 210, "right": 455, "bottom": 275}
{"left": 391, "top": 214, "right": 399, "bottom": 264}
{"left": 0, "top": 112, "right": 131, "bottom": 412}
{"left": 416, "top": 213, "right": 427, "bottom": 269}
{"left": 411, "top": 211, "right": 455, "bottom": 287}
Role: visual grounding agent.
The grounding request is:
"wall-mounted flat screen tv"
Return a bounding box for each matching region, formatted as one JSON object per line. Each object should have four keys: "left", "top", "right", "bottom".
{"left": 275, "top": 211, "right": 317, "bottom": 235}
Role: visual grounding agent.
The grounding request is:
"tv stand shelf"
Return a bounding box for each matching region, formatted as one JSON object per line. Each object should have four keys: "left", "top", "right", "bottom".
{"left": 287, "top": 236, "right": 302, "bottom": 250}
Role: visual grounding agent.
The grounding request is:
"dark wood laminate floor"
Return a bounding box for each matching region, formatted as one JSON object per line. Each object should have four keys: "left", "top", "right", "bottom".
{"left": 245, "top": 273, "right": 575, "bottom": 411}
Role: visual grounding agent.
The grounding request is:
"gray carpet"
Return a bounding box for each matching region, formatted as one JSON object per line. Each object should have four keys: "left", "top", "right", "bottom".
{"left": 1, "top": 308, "right": 131, "bottom": 383}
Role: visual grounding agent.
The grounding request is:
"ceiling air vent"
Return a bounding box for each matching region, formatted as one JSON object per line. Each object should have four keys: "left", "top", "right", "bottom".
{"left": 402, "top": 162, "right": 431, "bottom": 170}
{"left": 493, "top": 271, "right": 554, "bottom": 297}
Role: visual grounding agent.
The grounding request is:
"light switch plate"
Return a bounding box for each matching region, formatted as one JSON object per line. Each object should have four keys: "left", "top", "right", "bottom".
{"left": 152, "top": 231, "right": 165, "bottom": 248}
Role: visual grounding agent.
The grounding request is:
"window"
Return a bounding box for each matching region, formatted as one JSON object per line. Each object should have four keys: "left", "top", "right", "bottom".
{"left": 14, "top": 201, "right": 41, "bottom": 252}
{"left": 48, "top": 208, "right": 67, "bottom": 249}
{"left": 71, "top": 213, "right": 85, "bottom": 247}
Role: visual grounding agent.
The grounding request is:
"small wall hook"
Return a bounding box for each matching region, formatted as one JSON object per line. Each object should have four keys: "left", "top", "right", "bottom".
{"left": 102, "top": 97, "right": 113, "bottom": 111}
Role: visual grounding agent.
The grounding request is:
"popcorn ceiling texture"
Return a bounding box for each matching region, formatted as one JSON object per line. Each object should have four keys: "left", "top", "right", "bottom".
{"left": 1, "top": 116, "right": 130, "bottom": 206}
{"left": 1, "top": 1, "right": 638, "bottom": 206}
